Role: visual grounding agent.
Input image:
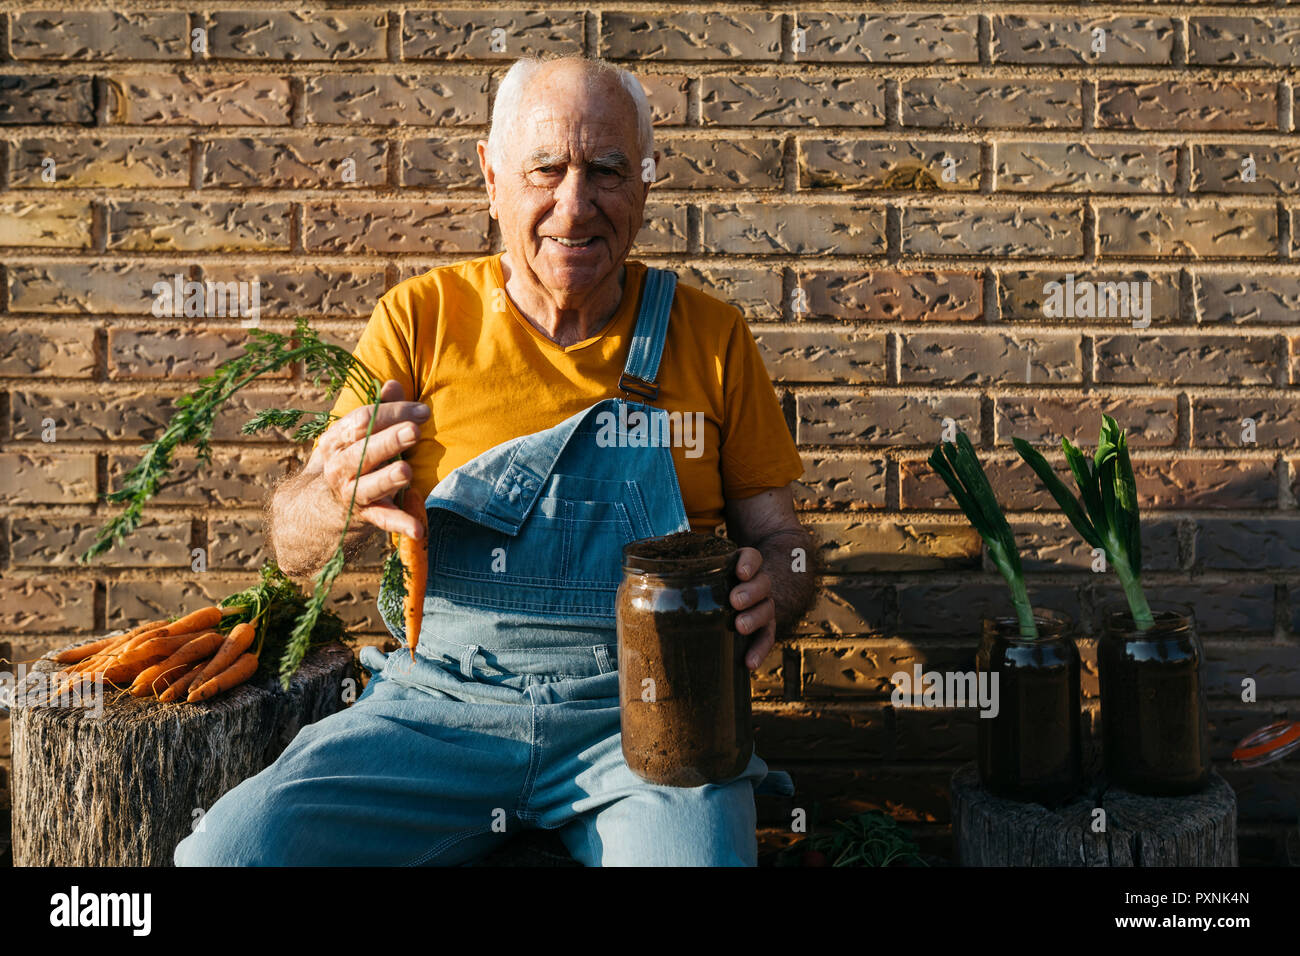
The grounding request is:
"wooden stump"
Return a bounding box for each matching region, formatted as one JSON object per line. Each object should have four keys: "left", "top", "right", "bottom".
{"left": 11, "top": 641, "right": 355, "bottom": 866}
{"left": 951, "top": 764, "right": 1238, "bottom": 866}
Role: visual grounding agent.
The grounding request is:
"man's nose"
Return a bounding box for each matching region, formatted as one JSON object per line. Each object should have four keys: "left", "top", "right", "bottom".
{"left": 552, "top": 167, "right": 596, "bottom": 217}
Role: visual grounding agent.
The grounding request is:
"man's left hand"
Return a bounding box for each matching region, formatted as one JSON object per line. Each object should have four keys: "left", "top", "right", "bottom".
{"left": 730, "top": 547, "right": 775, "bottom": 671}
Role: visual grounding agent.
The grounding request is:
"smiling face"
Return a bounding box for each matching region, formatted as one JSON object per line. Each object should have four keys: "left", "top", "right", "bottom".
{"left": 479, "top": 60, "right": 652, "bottom": 313}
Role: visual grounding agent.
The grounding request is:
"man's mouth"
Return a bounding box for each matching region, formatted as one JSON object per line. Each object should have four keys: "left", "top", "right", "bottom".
{"left": 547, "top": 236, "right": 597, "bottom": 248}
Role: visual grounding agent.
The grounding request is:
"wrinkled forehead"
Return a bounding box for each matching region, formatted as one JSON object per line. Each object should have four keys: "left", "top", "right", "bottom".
{"left": 510, "top": 73, "right": 640, "bottom": 163}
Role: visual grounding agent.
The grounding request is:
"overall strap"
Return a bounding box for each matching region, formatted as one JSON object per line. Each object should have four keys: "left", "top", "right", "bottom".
{"left": 618, "top": 267, "right": 677, "bottom": 403}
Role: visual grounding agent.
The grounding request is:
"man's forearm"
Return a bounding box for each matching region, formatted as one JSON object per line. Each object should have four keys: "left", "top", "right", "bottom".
{"left": 755, "top": 528, "right": 817, "bottom": 639}
{"left": 266, "top": 468, "right": 377, "bottom": 578}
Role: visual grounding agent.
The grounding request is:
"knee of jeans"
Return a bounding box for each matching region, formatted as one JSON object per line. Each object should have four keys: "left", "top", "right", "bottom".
{"left": 173, "top": 781, "right": 294, "bottom": 867}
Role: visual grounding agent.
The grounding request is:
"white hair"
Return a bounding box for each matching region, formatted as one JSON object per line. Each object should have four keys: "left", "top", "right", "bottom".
{"left": 486, "top": 55, "right": 654, "bottom": 171}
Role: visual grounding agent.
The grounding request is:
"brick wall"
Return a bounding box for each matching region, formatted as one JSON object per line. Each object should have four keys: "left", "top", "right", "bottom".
{"left": 2, "top": 4, "right": 1299, "bottom": 865}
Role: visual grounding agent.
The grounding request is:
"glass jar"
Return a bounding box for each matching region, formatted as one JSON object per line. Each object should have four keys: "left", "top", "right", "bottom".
{"left": 1099, "top": 601, "right": 1210, "bottom": 796}
{"left": 976, "top": 609, "right": 1082, "bottom": 807}
{"left": 616, "top": 531, "right": 751, "bottom": 787}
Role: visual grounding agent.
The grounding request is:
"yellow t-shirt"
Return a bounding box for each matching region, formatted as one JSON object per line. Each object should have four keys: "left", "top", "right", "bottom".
{"left": 321, "top": 253, "right": 803, "bottom": 538}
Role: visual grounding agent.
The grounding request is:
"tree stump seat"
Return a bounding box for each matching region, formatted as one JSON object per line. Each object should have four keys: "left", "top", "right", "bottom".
{"left": 951, "top": 764, "right": 1238, "bottom": 867}
{"left": 11, "top": 641, "right": 355, "bottom": 866}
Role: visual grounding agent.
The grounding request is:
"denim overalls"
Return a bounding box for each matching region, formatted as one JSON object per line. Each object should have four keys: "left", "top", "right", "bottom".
{"left": 175, "top": 267, "right": 792, "bottom": 867}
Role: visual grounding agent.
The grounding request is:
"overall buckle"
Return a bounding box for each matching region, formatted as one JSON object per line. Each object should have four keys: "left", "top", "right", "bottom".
{"left": 618, "top": 372, "right": 659, "bottom": 402}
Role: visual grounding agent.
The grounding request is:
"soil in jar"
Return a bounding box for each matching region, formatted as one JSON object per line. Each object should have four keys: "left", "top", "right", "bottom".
{"left": 1099, "top": 609, "right": 1210, "bottom": 796}
{"left": 617, "top": 532, "right": 751, "bottom": 787}
{"left": 977, "top": 623, "right": 1082, "bottom": 807}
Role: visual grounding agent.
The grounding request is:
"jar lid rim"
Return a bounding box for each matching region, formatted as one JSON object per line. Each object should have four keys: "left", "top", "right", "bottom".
{"left": 1232, "top": 720, "right": 1300, "bottom": 765}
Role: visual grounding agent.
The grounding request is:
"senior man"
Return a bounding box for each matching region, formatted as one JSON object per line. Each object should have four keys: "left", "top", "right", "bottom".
{"left": 175, "top": 54, "right": 814, "bottom": 867}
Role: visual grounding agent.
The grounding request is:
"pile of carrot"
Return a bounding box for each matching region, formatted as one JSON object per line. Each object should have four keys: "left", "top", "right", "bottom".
{"left": 49, "top": 606, "right": 260, "bottom": 704}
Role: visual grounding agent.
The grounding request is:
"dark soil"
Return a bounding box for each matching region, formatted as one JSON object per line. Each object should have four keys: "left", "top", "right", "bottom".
{"left": 617, "top": 532, "right": 750, "bottom": 786}
{"left": 623, "top": 531, "right": 735, "bottom": 563}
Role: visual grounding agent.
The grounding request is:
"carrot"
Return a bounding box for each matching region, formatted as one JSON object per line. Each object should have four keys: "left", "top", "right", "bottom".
{"left": 101, "top": 652, "right": 169, "bottom": 687}
{"left": 187, "top": 622, "right": 256, "bottom": 692}
{"left": 52, "top": 618, "right": 167, "bottom": 663}
{"left": 187, "top": 652, "right": 259, "bottom": 702}
{"left": 398, "top": 487, "right": 428, "bottom": 661}
{"left": 129, "top": 631, "right": 224, "bottom": 697}
{"left": 148, "top": 606, "right": 225, "bottom": 639}
{"left": 157, "top": 663, "right": 206, "bottom": 703}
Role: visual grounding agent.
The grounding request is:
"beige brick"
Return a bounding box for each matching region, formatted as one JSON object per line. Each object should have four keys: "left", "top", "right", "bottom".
{"left": 800, "top": 139, "right": 979, "bottom": 190}
{"left": 602, "top": 12, "right": 781, "bottom": 60}
{"left": 900, "top": 331, "right": 1081, "bottom": 384}
{"left": 0, "top": 199, "right": 92, "bottom": 248}
{"left": 658, "top": 136, "right": 783, "bottom": 189}
{"left": 11, "top": 11, "right": 189, "bottom": 60}
{"left": 108, "top": 328, "right": 291, "bottom": 380}
{"left": 999, "top": 270, "right": 1180, "bottom": 324}
{"left": 797, "top": 270, "right": 983, "bottom": 321}
{"left": 1193, "top": 398, "right": 1300, "bottom": 448}
{"left": 204, "top": 135, "right": 388, "bottom": 188}
{"left": 676, "top": 266, "right": 784, "bottom": 320}
{"left": 1098, "top": 81, "right": 1276, "bottom": 130}
{"left": 812, "top": 518, "right": 981, "bottom": 572}
{"left": 903, "top": 79, "right": 1080, "bottom": 128}
{"left": 753, "top": 328, "right": 887, "bottom": 383}
{"left": 902, "top": 203, "right": 1083, "bottom": 257}
{"left": 0, "top": 75, "right": 94, "bottom": 124}
{"left": 0, "top": 323, "right": 95, "bottom": 377}
{"left": 401, "top": 135, "right": 484, "bottom": 188}
{"left": 106, "top": 200, "right": 291, "bottom": 252}
{"left": 301, "top": 201, "right": 487, "bottom": 254}
{"left": 794, "top": 455, "right": 888, "bottom": 509}
{"left": 304, "top": 74, "right": 487, "bottom": 126}
{"left": 196, "top": 265, "right": 386, "bottom": 316}
{"left": 638, "top": 74, "right": 690, "bottom": 126}
{"left": 10, "top": 136, "right": 189, "bottom": 188}
{"left": 1098, "top": 204, "right": 1277, "bottom": 258}
{"left": 404, "top": 10, "right": 583, "bottom": 59}
{"left": 1194, "top": 145, "right": 1300, "bottom": 194}
{"left": 797, "top": 394, "right": 981, "bottom": 447}
{"left": 794, "top": 13, "right": 979, "bottom": 63}
{"left": 995, "top": 395, "right": 1178, "bottom": 445}
{"left": 0, "top": 578, "right": 94, "bottom": 633}
{"left": 1096, "top": 334, "right": 1281, "bottom": 385}
{"left": 702, "top": 76, "right": 885, "bottom": 127}
{"left": 8, "top": 263, "right": 182, "bottom": 315}
{"left": 991, "top": 15, "right": 1175, "bottom": 64}
{"left": 1196, "top": 273, "right": 1300, "bottom": 323}
{"left": 0, "top": 452, "right": 97, "bottom": 505}
{"left": 634, "top": 203, "right": 688, "bottom": 253}
{"left": 996, "top": 142, "right": 1176, "bottom": 193}
{"left": 105, "top": 73, "right": 291, "bottom": 125}
{"left": 9, "top": 387, "right": 329, "bottom": 442}
{"left": 1190, "top": 17, "right": 1300, "bottom": 67}
{"left": 702, "top": 202, "right": 886, "bottom": 254}
{"left": 208, "top": 11, "right": 387, "bottom": 60}
{"left": 11, "top": 517, "right": 192, "bottom": 568}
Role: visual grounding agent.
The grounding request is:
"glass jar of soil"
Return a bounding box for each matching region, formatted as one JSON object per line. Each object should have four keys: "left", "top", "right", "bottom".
{"left": 616, "top": 531, "right": 751, "bottom": 787}
{"left": 976, "top": 609, "right": 1082, "bottom": 807}
{"left": 1099, "top": 602, "right": 1210, "bottom": 796}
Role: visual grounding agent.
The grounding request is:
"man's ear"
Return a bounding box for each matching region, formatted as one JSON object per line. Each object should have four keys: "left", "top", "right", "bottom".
{"left": 477, "top": 140, "right": 497, "bottom": 219}
{"left": 643, "top": 148, "right": 660, "bottom": 198}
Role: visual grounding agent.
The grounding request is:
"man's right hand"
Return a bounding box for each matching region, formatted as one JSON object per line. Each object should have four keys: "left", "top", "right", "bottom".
{"left": 309, "top": 378, "right": 430, "bottom": 541}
